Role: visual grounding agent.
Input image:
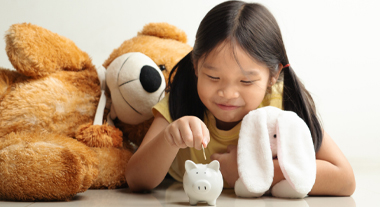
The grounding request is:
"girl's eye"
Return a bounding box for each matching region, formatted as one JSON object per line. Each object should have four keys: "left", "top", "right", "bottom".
{"left": 207, "top": 75, "right": 219, "bottom": 80}
{"left": 241, "top": 80, "right": 255, "bottom": 85}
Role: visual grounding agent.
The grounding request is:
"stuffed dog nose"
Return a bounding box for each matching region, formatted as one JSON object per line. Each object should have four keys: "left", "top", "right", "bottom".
{"left": 139, "top": 65, "right": 162, "bottom": 93}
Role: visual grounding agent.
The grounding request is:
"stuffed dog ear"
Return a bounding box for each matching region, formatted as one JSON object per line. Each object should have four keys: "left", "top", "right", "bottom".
{"left": 237, "top": 108, "right": 274, "bottom": 194}
{"left": 276, "top": 111, "right": 316, "bottom": 195}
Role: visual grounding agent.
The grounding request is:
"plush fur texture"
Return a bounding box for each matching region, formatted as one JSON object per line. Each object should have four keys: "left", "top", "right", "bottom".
{"left": 235, "top": 106, "right": 316, "bottom": 199}
{"left": 76, "top": 123, "right": 123, "bottom": 148}
{"left": 0, "top": 69, "right": 100, "bottom": 138}
{"left": 0, "top": 23, "right": 119, "bottom": 201}
{"left": 0, "top": 132, "right": 99, "bottom": 201}
{"left": 90, "top": 147, "right": 132, "bottom": 189}
{"left": 103, "top": 23, "right": 191, "bottom": 83}
{"left": 6, "top": 23, "right": 93, "bottom": 78}
{"left": 0, "top": 22, "right": 192, "bottom": 201}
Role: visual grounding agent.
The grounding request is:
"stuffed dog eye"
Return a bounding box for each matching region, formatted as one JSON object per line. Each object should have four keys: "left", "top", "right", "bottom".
{"left": 159, "top": 65, "right": 166, "bottom": 71}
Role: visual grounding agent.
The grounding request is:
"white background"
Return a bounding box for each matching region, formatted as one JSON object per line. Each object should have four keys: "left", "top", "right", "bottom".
{"left": 1, "top": 0, "right": 379, "bottom": 165}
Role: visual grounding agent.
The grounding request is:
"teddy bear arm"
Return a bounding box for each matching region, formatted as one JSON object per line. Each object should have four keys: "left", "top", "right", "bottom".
{"left": 75, "top": 123, "right": 123, "bottom": 148}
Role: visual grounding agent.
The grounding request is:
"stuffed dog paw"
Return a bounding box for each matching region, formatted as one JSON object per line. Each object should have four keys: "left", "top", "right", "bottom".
{"left": 235, "top": 106, "right": 316, "bottom": 198}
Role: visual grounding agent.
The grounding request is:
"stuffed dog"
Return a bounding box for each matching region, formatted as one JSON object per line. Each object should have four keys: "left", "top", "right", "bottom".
{"left": 235, "top": 106, "right": 316, "bottom": 198}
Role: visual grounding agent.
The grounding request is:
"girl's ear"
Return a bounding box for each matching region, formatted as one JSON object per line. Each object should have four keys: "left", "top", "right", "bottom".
{"left": 269, "top": 77, "right": 276, "bottom": 86}
{"left": 269, "top": 64, "right": 283, "bottom": 86}
{"left": 237, "top": 108, "right": 274, "bottom": 194}
{"left": 276, "top": 111, "right": 316, "bottom": 195}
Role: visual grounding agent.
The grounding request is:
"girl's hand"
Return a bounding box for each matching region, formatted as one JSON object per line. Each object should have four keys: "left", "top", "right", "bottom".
{"left": 164, "top": 116, "right": 210, "bottom": 150}
{"left": 210, "top": 145, "right": 239, "bottom": 188}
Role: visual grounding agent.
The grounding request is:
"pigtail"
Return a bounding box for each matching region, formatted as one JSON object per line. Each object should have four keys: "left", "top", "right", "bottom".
{"left": 282, "top": 66, "right": 323, "bottom": 151}
{"left": 168, "top": 51, "right": 206, "bottom": 121}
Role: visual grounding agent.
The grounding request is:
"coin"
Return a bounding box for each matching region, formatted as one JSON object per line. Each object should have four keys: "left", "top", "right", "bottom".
{"left": 201, "top": 144, "right": 206, "bottom": 160}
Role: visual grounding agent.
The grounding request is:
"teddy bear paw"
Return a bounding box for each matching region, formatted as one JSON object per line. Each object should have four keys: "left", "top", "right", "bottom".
{"left": 76, "top": 123, "right": 123, "bottom": 148}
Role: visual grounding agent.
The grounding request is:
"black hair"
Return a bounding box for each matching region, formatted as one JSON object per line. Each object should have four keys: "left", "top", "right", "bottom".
{"left": 167, "top": 1, "right": 323, "bottom": 151}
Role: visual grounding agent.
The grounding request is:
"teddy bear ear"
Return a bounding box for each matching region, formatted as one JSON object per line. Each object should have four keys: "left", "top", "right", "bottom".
{"left": 5, "top": 23, "right": 93, "bottom": 78}
{"left": 138, "top": 22, "right": 187, "bottom": 44}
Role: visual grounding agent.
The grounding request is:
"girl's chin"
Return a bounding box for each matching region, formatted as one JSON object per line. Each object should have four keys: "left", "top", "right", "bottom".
{"left": 214, "top": 116, "right": 242, "bottom": 130}
{"left": 213, "top": 110, "right": 244, "bottom": 122}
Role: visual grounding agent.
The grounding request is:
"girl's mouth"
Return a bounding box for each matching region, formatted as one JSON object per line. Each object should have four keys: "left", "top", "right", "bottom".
{"left": 217, "top": 104, "right": 239, "bottom": 110}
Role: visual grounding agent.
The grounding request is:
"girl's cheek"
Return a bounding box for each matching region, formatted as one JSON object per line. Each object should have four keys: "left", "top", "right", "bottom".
{"left": 199, "top": 78, "right": 215, "bottom": 90}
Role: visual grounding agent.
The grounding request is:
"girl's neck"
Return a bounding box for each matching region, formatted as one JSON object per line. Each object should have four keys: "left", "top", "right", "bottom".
{"left": 215, "top": 117, "right": 241, "bottom": 131}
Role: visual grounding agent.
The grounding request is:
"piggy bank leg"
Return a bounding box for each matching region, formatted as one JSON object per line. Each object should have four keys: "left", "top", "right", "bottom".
{"left": 271, "top": 180, "right": 307, "bottom": 198}
{"left": 189, "top": 198, "right": 199, "bottom": 206}
{"left": 207, "top": 199, "right": 217, "bottom": 205}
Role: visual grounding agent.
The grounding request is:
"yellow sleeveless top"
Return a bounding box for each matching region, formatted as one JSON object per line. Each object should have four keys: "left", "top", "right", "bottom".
{"left": 152, "top": 82, "right": 283, "bottom": 188}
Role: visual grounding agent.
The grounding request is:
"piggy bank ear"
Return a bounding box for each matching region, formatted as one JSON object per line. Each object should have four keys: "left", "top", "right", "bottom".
{"left": 237, "top": 108, "right": 274, "bottom": 194}
{"left": 208, "top": 160, "right": 220, "bottom": 172}
{"left": 185, "top": 160, "right": 198, "bottom": 172}
{"left": 276, "top": 111, "right": 316, "bottom": 195}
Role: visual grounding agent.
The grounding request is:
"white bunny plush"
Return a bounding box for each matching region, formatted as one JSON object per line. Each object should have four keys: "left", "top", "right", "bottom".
{"left": 234, "top": 106, "right": 316, "bottom": 198}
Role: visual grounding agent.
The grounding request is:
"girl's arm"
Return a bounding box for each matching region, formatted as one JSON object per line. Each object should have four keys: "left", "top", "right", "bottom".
{"left": 309, "top": 131, "right": 356, "bottom": 195}
{"left": 125, "top": 113, "right": 210, "bottom": 192}
{"left": 125, "top": 113, "right": 178, "bottom": 192}
{"left": 272, "top": 131, "right": 356, "bottom": 196}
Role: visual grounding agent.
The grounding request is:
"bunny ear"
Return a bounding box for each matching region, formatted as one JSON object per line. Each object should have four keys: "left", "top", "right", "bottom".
{"left": 276, "top": 111, "right": 317, "bottom": 195}
{"left": 237, "top": 109, "right": 274, "bottom": 194}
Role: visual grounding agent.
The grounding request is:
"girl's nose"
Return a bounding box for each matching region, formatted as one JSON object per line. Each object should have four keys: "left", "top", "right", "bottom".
{"left": 218, "top": 87, "right": 239, "bottom": 99}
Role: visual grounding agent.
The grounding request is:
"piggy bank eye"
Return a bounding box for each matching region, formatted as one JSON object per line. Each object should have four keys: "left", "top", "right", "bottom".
{"left": 274, "top": 134, "right": 277, "bottom": 138}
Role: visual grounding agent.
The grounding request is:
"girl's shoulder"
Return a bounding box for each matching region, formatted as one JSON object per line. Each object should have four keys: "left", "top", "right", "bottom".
{"left": 152, "top": 94, "right": 173, "bottom": 123}
{"left": 259, "top": 81, "right": 283, "bottom": 109}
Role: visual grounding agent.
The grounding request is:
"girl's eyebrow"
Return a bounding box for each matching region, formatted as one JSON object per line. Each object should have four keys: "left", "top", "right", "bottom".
{"left": 203, "top": 63, "right": 218, "bottom": 70}
{"left": 203, "top": 63, "right": 260, "bottom": 75}
{"left": 243, "top": 69, "right": 260, "bottom": 76}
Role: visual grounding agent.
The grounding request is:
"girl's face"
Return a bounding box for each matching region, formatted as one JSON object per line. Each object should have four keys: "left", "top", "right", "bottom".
{"left": 195, "top": 41, "right": 273, "bottom": 130}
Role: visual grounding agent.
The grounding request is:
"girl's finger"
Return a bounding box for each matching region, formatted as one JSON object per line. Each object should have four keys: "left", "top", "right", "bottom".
{"left": 201, "top": 121, "right": 210, "bottom": 148}
{"left": 189, "top": 119, "right": 204, "bottom": 150}
{"left": 178, "top": 121, "right": 194, "bottom": 148}
{"left": 164, "top": 130, "right": 175, "bottom": 147}
{"left": 169, "top": 124, "right": 184, "bottom": 148}
{"left": 226, "top": 145, "right": 236, "bottom": 153}
{"left": 173, "top": 133, "right": 186, "bottom": 148}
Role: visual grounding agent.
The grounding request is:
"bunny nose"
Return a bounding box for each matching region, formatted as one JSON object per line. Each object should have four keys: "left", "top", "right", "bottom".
{"left": 139, "top": 65, "right": 162, "bottom": 93}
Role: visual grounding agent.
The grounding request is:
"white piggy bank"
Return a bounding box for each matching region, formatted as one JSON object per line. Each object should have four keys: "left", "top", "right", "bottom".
{"left": 183, "top": 160, "right": 223, "bottom": 206}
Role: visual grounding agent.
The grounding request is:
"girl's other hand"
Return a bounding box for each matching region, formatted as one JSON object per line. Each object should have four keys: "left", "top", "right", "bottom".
{"left": 211, "top": 145, "right": 239, "bottom": 188}
{"left": 164, "top": 116, "right": 210, "bottom": 150}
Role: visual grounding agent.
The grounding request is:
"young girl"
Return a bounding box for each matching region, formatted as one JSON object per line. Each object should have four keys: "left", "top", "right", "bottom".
{"left": 125, "top": 1, "right": 355, "bottom": 196}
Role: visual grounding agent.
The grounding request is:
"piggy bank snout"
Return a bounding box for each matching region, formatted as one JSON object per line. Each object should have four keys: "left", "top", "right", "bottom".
{"left": 192, "top": 180, "right": 211, "bottom": 194}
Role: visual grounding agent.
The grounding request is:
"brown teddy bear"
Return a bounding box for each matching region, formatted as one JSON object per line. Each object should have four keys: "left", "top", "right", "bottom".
{"left": 0, "top": 22, "right": 192, "bottom": 201}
